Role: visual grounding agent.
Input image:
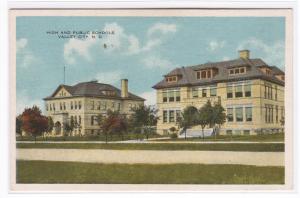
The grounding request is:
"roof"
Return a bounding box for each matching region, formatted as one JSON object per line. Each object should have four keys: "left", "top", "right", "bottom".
{"left": 44, "top": 81, "right": 145, "bottom": 101}
{"left": 153, "top": 58, "right": 285, "bottom": 89}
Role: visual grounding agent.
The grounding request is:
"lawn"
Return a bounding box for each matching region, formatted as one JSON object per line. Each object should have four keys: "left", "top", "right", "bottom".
{"left": 17, "top": 142, "right": 284, "bottom": 152}
{"left": 16, "top": 133, "right": 163, "bottom": 142}
{"left": 16, "top": 160, "right": 284, "bottom": 184}
{"left": 161, "top": 133, "right": 285, "bottom": 142}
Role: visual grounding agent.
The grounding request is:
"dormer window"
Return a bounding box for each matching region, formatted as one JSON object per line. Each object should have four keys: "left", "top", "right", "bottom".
{"left": 166, "top": 76, "right": 177, "bottom": 83}
{"left": 229, "top": 67, "right": 246, "bottom": 75}
{"left": 196, "top": 69, "right": 213, "bottom": 79}
{"left": 102, "top": 90, "right": 115, "bottom": 96}
{"left": 275, "top": 74, "right": 285, "bottom": 81}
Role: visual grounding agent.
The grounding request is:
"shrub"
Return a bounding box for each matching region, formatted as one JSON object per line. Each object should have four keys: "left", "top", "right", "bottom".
{"left": 170, "top": 133, "right": 178, "bottom": 139}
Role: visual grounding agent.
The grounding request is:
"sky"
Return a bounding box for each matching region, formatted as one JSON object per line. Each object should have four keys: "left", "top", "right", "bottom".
{"left": 16, "top": 16, "right": 285, "bottom": 114}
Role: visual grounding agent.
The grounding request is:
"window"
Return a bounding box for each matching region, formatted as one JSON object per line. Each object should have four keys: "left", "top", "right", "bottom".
{"left": 207, "top": 70, "right": 211, "bottom": 78}
{"left": 202, "top": 89, "right": 207, "bottom": 97}
{"left": 50, "top": 104, "right": 52, "bottom": 111}
{"left": 192, "top": 88, "right": 198, "bottom": 98}
{"left": 229, "top": 67, "right": 246, "bottom": 75}
{"left": 240, "top": 68, "right": 245, "bottom": 73}
{"left": 244, "top": 84, "right": 251, "bottom": 97}
{"left": 63, "top": 102, "right": 66, "bottom": 110}
{"left": 60, "top": 103, "right": 62, "bottom": 110}
{"left": 235, "top": 85, "right": 243, "bottom": 98}
{"left": 201, "top": 70, "right": 207, "bottom": 78}
{"left": 128, "top": 103, "right": 132, "bottom": 111}
{"left": 270, "top": 105, "right": 274, "bottom": 123}
{"left": 71, "top": 101, "right": 73, "bottom": 110}
{"left": 169, "top": 110, "right": 175, "bottom": 122}
{"left": 162, "top": 89, "right": 180, "bottom": 102}
{"left": 90, "top": 101, "right": 95, "bottom": 110}
{"left": 245, "top": 107, "right": 252, "bottom": 122}
{"left": 234, "top": 68, "right": 240, "bottom": 74}
{"left": 227, "top": 86, "right": 233, "bottom": 98}
{"left": 74, "top": 116, "right": 78, "bottom": 125}
{"left": 53, "top": 103, "right": 56, "bottom": 111}
{"left": 275, "top": 86, "right": 278, "bottom": 100}
{"left": 234, "top": 130, "right": 242, "bottom": 135}
{"left": 169, "top": 91, "right": 175, "bottom": 102}
{"left": 196, "top": 72, "right": 201, "bottom": 79}
{"left": 166, "top": 76, "right": 177, "bottom": 83}
{"left": 97, "top": 101, "right": 101, "bottom": 110}
{"left": 111, "top": 102, "right": 115, "bottom": 110}
{"left": 197, "top": 69, "right": 213, "bottom": 79}
{"left": 236, "top": 107, "right": 243, "bottom": 122}
{"left": 227, "top": 108, "right": 233, "bottom": 122}
{"left": 75, "top": 101, "right": 77, "bottom": 109}
{"left": 243, "top": 130, "right": 250, "bottom": 135}
{"left": 91, "top": 115, "right": 94, "bottom": 125}
{"left": 176, "top": 110, "right": 181, "bottom": 123}
{"left": 265, "top": 104, "right": 274, "bottom": 123}
{"left": 276, "top": 105, "right": 278, "bottom": 123}
{"left": 265, "top": 83, "right": 273, "bottom": 99}
{"left": 210, "top": 87, "right": 217, "bottom": 97}
{"left": 163, "top": 110, "right": 168, "bottom": 123}
{"left": 226, "top": 130, "right": 232, "bottom": 135}
{"left": 100, "top": 101, "right": 107, "bottom": 110}
{"left": 163, "top": 92, "right": 168, "bottom": 102}
{"left": 175, "top": 90, "right": 180, "bottom": 101}
{"left": 265, "top": 105, "right": 268, "bottom": 123}
{"left": 118, "top": 103, "right": 121, "bottom": 111}
{"left": 78, "top": 101, "right": 82, "bottom": 109}
{"left": 163, "top": 130, "right": 169, "bottom": 135}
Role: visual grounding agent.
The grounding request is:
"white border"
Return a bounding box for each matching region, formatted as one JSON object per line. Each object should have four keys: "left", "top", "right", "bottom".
{"left": 0, "top": 0, "right": 299, "bottom": 197}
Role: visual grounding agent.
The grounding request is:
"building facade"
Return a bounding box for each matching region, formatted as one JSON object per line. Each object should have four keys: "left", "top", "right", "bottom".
{"left": 153, "top": 50, "right": 285, "bottom": 136}
{"left": 44, "top": 79, "right": 144, "bottom": 136}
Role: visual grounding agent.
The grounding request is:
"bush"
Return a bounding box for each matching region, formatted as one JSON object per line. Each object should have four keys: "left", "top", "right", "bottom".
{"left": 170, "top": 133, "right": 178, "bottom": 139}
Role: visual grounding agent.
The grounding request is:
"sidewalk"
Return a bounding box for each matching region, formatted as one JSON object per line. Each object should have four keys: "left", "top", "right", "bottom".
{"left": 17, "top": 149, "right": 284, "bottom": 167}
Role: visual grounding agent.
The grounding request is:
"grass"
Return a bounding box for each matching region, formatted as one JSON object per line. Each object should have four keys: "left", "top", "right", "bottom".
{"left": 17, "top": 142, "right": 284, "bottom": 152}
{"left": 16, "top": 133, "right": 163, "bottom": 142}
{"left": 16, "top": 160, "right": 284, "bottom": 184}
{"left": 161, "top": 133, "right": 285, "bottom": 142}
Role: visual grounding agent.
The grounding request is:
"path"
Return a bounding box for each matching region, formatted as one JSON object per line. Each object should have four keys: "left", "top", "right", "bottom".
{"left": 17, "top": 149, "right": 284, "bottom": 167}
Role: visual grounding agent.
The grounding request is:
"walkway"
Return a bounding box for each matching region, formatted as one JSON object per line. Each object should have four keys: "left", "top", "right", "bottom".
{"left": 17, "top": 149, "right": 284, "bottom": 167}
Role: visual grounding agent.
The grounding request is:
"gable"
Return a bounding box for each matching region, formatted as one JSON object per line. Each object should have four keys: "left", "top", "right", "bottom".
{"left": 53, "top": 87, "right": 72, "bottom": 98}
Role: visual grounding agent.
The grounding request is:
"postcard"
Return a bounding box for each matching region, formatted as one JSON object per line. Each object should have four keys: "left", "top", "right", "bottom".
{"left": 10, "top": 8, "right": 293, "bottom": 192}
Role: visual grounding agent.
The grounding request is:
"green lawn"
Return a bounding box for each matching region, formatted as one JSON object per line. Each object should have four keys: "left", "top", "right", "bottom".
{"left": 162, "top": 133, "right": 285, "bottom": 142}
{"left": 16, "top": 160, "right": 284, "bottom": 184}
{"left": 17, "top": 142, "right": 284, "bottom": 152}
{"left": 16, "top": 133, "right": 163, "bottom": 142}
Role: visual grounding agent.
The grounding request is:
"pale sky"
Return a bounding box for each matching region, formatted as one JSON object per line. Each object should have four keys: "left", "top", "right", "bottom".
{"left": 16, "top": 16, "right": 285, "bottom": 114}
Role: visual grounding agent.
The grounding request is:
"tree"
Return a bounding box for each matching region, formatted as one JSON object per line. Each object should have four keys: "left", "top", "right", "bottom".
{"left": 98, "top": 110, "right": 128, "bottom": 143}
{"left": 198, "top": 100, "right": 213, "bottom": 140}
{"left": 177, "top": 106, "right": 199, "bottom": 140}
{"left": 130, "top": 105, "right": 158, "bottom": 140}
{"left": 211, "top": 102, "right": 226, "bottom": 139}
{"left": 20, "top": 106, "right": 48, "bottom": 142}
{"left": 16, "top": 115, "right": 22, "bottom": 136}
{"left": 169, "top": 126, "right": 177, "bottom": 134}
{"left": 47, "top": 116, "right": 54, "bottom": 135}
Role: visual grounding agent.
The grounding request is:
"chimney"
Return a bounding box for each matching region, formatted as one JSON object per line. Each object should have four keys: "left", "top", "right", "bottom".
{"left": 121, "top": 79, "right": 128, "bottom": 98}
{"left": 239, "top": 50, "right": 250, "bottom": 59}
